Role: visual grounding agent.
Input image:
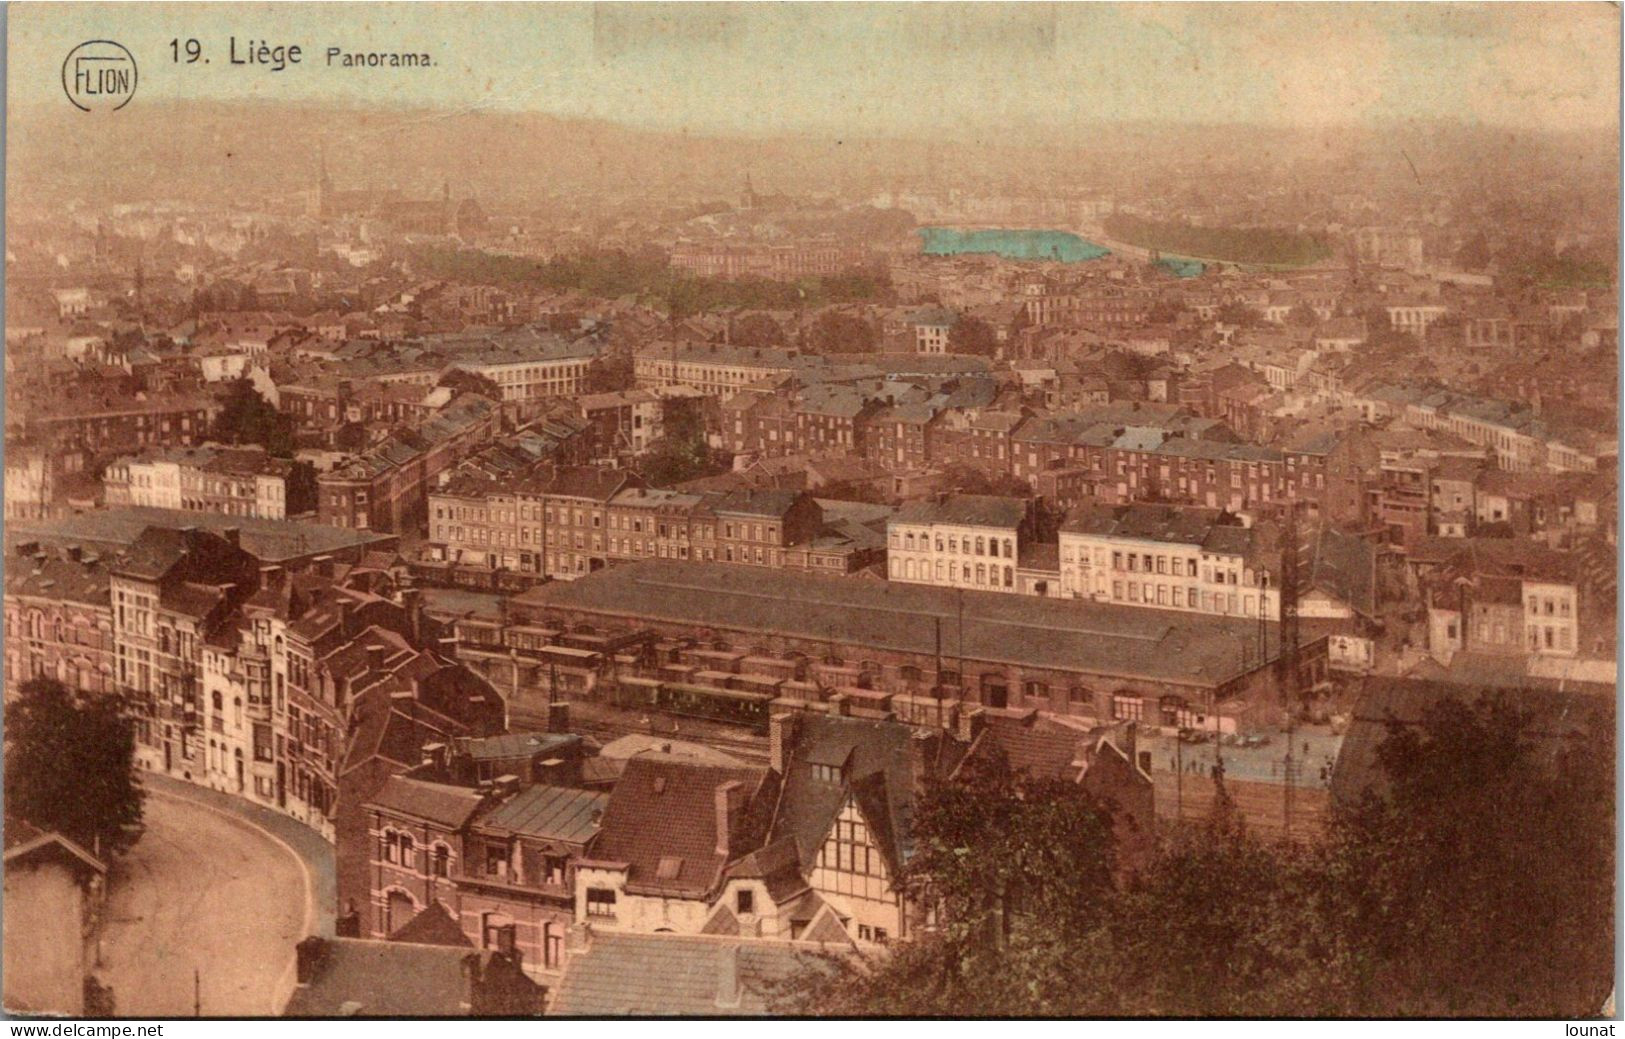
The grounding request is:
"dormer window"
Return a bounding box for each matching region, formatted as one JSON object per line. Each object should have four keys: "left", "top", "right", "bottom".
{"left": 812, "top": 763, "right": 840, "bottom": 784}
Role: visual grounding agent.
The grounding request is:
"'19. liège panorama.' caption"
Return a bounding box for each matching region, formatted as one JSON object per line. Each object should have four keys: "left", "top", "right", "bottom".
{"left": 169, "top": 36, "right": 435, "bottom": 70}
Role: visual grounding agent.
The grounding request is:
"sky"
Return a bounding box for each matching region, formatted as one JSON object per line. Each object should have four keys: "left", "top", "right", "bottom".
{"left": 9, "top": 2, "right": 1621, "bottom": 136}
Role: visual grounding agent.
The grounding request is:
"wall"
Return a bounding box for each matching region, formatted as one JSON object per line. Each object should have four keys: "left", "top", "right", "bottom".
{"left": 2, "top": 859, "right": 86, "bottom": 1015}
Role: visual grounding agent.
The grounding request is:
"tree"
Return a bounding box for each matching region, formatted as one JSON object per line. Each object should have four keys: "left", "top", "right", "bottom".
{"left": 804, "top": 312, "right": 878, "bottom": 355}
{"left": 773, "top": 688, "right": 1614, "bottom": 1018}
{"left": 5, "top": 678, "right": 144, "bottom": 857}
{"left": 437, "top": 367, "right": 503, "bottom": 400}
{"left": 1455, "top": 232, "right": 1494, "bottom": 272}
{"left": 638, "top": 401, "right": 727, "bottom": 486}
{"left": 1216, "top": 302, "right": 1262, "bottom": 328}
{"left": 772, "top": 752, "right": 1121, "bottom": 1016}
{"left": 286, "top": 460, "right": 319, "bottom": 516}
{"left": 1285, "top": 303, "right": 1320, "bottom": 328}
{"left": 732, "top": 313, "right": 787, "bottom": 349}
{"left": 948, "top": 316, "right": 998, "bottom": 357}
{"left": 939, "top": 463, "right": 1031, "bottom": 499}
{"left": 1322, "top": 694, "right": 1614, "bottom": 1017}
{"left": 583, "top": 353, "right": 634, "bottom": 393}
{"left": 1109, "top": 774, "right": 1347, "bottom": 1017}
{"left": 1146, "top": 299, "right": 1186, "bottom": 325}
{"left": 212, "top": 377, "right": 295, "bottom": 457}
{"left": 638, "top": 432, "right": 725, "bottom": 487}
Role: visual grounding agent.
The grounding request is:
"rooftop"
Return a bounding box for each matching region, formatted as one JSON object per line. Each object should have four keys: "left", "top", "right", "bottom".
{"left": 475, "top": 783, "right": 609, "bottom": 845}
{"left": 514, "top": 560, "right": 1282, "bottom": 688}
{"left": 7, "top": 507, "right": 395, "bottom": 564}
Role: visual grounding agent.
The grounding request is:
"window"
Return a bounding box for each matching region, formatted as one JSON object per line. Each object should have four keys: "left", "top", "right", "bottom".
{"left": 812, "top": 763, "right": 840, "bottom": 784}
{"left": 544, "top": 855, "right": 567, "bottom": 886}
{"left": 586, "top": 888, "right": 617, "bottom": 917}
{"left": 485, "top": 842, "right": 509, "bottom": 879}
{"left": 737, "top": 889, "right": 755, "bottom": 915}
{"left": 432, "top": 844, "right": 450, "bottom": 877}
{"left": 1112, "top": 695, "right": 1143, "bottom": 722}
{"left": 544, "top": 925, "right": 563, "bottom": 969}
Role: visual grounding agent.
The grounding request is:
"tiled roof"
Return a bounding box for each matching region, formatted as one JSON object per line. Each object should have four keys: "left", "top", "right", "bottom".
{"left": 590, "top": 755, "right": 767, "bottom": 898}
{"left": 1308, "top": 528, "right": 1377, "bottom": 617}
{"left": 4, "top": 553, "right": 111, "bottom": 605}
{"left": 282, "top": 938, "right": 471, "bottom": 1017}
{"left": 368, "top": 775, "right": 486, "bottom": 829}
{"left": 7, "top": 507, "right": 394, "bottom": 564}
{"left": 387, "top": 901, "right": 473, "bottom": 948}
{"left": 549, "top": 932, "right": 828, "bottom": 1016}
{"left": 893, "top": 493, "right": 1027, "bottom": 529}
{"left": 971, "top": 712, "right": 1088, "bottom": 779}
{"left": 770, "top": 715, "right": 956, "bottom": 873}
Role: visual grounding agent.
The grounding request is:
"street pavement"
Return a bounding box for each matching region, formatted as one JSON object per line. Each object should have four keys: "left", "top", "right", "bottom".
{"left": 94, "top": 781, "right": 326, "bottom": 1017}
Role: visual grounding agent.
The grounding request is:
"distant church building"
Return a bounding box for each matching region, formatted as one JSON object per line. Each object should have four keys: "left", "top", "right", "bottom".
{"left": 311, "top": 153, "right": 485, "bottom": 237}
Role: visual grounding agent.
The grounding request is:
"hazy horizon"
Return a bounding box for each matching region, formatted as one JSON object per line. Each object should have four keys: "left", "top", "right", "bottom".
{"left": 11, "top": 3, "right": 1621, "bottom": 137}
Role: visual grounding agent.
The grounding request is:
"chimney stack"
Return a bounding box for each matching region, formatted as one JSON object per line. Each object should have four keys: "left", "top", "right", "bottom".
{"left": 768, "top": 712, "right": 798, "bottom": 774}
{"left": 547, "top": 701, "right": 570, "bottom": 733}
{"left": 401, "top": 587, "right": 424, "bottom": 645}
{"left": 421, "top": 741, "right": 447, "bottom": 773}
{"left": 222, "top": 526, "right": 241, "bottom": 548}
{"left": 908, "top": 729, "right": 936, "bottom": 796}
{"left": 714, "top": 780, "right": 744, "bottom": 857}
{"left": 366, "top": 645, "right": 386, "bottom": 671}
{"left": 460, "top": 953, "right": 483, "bottom": 1006}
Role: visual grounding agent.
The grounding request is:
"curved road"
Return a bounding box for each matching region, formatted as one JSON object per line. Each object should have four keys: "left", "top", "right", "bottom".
{"left": 95, "top": 789, "right": 312, "bottom": 1017}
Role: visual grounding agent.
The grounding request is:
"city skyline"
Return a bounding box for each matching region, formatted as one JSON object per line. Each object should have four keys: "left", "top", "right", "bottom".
{"left": 10, "top": 3, "right": 1621, "bottom": 135}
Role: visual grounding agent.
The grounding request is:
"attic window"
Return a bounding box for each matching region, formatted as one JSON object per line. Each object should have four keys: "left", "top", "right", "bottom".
{"left": 652, "top": 777, "right": 668, "bottom": 794}
{"left": 812, "top": 763, "right": 840, "bottom": 784}
{"left": 655, "top": 856, "right": 684, "bottom": 880}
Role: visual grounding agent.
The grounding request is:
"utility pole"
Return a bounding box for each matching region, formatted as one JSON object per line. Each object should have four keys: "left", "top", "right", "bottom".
{"left": 957, "top": 588, "right": 966, "bottom": 710}
{"left": 1278, "top": 501, "right": 1303, "bottom": 839}
{"left": 934, "top": 614, "right": 944, "bottom": 730}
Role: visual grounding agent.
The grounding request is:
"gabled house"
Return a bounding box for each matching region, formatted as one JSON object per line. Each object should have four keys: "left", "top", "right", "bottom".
{"left": 574, "top": 755, "right": 775, "bottom": 936}
{"left": 766, "top": 713, "right": 962, "bottom": 948}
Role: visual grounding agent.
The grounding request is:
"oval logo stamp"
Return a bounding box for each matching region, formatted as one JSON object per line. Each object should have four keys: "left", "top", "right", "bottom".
{"left": 62, "top": 40, "right": 138, "bottom": 111}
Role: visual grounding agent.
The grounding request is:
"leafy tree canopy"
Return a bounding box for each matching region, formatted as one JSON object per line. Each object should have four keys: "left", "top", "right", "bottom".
{"left": 212, "top": 377, "right": 296, "bottom": 457}
{"left": 5, "top": 678, "right": 145, "bottom": 857}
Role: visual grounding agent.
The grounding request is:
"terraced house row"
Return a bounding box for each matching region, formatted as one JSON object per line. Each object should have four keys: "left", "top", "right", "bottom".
{"left": 3, "top": 523, "right": 505, "bottom": 866}
{"left": 427, "top": 467, "right": 877, "bottom": 580}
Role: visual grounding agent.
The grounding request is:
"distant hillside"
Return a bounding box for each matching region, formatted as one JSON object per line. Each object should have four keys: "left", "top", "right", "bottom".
{"left": 1103, "top": 214, "right": 1333, "bottom": 267}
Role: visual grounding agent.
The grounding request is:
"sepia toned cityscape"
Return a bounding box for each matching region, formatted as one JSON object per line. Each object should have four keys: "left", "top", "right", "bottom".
{"left": 2, "top": 1, "right": 1618, "bottom": 1022}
